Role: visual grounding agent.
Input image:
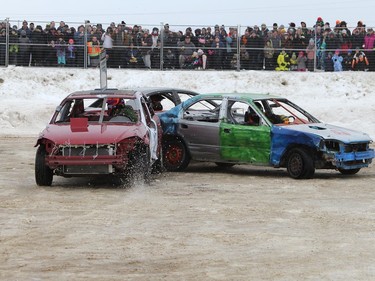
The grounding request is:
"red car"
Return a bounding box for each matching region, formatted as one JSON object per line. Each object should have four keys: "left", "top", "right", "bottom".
{"left": 35, "top": 89, "right": 162, "bottom": 186}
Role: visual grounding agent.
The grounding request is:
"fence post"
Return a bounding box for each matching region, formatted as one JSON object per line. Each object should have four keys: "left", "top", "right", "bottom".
{"left": 160, "top": 22, "right": 164, "bottom": 71}
{"left": 236, "top": 24, "right": 241, "bottom": 71}
{"left": 5, "top": 18, "right": 9, "bottom": 67}
{"left": 84, "top": 20, "right": 89, "bottom": 69}
{"left": 314, "top": 28, "right": 317, "bottom": 72}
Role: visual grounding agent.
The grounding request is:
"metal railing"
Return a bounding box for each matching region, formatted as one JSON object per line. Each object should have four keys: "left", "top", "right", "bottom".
{"left": 1, "top": 18, "right": 374, "bottom": 71}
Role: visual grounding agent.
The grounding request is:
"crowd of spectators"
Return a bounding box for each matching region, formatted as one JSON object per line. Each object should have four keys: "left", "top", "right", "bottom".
{"left": 0, "top": 17, "right": 374, "bottom": 71}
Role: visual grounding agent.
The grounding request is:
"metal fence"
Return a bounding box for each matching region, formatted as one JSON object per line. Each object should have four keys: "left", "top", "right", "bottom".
{"left": 1, "top": 18, "right": 374, "bottom": 71}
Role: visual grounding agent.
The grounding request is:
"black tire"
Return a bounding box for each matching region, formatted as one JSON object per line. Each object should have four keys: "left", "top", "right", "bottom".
{"left": 35, "top": 145, "right": 53, "bottom": 186}
{"left": 215, "top": 162, "right": 235, "bottom": 168}
{"left": 338, "top": 168, "right": 360, "bottom": 175}
{"left": 163, "top": 138, "right": 190, "bottom": 171}
{"left": 286, "top": 148, "right": 315, "bottom": 179}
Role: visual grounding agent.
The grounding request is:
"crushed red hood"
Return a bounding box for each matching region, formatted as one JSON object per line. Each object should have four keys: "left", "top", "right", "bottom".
{"left": 39, "top": 123, "right": 147, "bottom": 145}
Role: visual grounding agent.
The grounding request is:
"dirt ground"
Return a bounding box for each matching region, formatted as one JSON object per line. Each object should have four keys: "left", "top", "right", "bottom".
{"left": 0, "top": 137, "right": 374, "bottom": 280}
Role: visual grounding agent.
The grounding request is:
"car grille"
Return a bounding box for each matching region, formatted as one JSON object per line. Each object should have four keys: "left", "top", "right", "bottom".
{"left": 61, "top": 144, "right": 115, "bottom": 175}
{"left": 344, "top": 143, "right": 368, "bottom": 153}
{"left": 61, "top": 145, "right": 115, "bottom": 156}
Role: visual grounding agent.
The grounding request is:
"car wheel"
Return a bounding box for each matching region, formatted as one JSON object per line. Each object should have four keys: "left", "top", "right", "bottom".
{"left": 286, "top": 148, "right": 315, "bottom": 179}
{"left": 338, "top": 168, "right": 360, "bottom": 175}
{"left": 35, "top": 145, "right": 53, "bottom": 186}
{"left": 215, "top": 162, "right": 235, "bottom": 168}
{"left": 163, "top": 138, "right": 190, "bottom": 171}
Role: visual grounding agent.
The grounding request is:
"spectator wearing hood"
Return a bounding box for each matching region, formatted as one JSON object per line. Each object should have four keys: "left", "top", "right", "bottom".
{"left": 246, "top": 30, "right": 264, "bottom": 70}
{"left": 31, "top": 25, "right": 47, "bottom": 66}
{"left": 18, "top": 30, "right": 31, "bottom": 66}
{"left": 332, "top": 50, "right": 343, "bottom": 71}
{"left": 316, "top": 17, "right": 324, "bottom": 27}
{"left": 275, "top": 49, "right": 290, "bottom": 71}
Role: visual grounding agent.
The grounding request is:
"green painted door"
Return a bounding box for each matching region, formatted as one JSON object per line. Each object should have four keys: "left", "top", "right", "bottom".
{"left": 220, "top": 122, "right": 271, "bottom": 164}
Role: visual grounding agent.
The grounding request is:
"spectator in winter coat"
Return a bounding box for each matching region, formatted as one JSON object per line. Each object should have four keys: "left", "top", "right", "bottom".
{"left": 177, "top": 35, "right": 196, "bottom": 69}
{"left": 177, "top": 35, "right": 196, "bottom": 68}
{"left": 289, "top": 52, "right": 298, "bottom": 71}
{"left": 87, "top": 36, "right": 101, "bottom": 67}
{"left": 209, "top": 36, "right": 225, "bottom": 69}
{"left": 324, "top": 31, "right": 339, "bottom": 53}
{"left": 351, "top": 28, "right": 365, "bottom": 50}
{"left": 66, "top": 39, "right": 76, "bottom": 67}
{"left": 275, "top": 49, "right": 290, "bottom": 71}
{"left": 18, "top": 20, "right": 32, "bottom": 38}
{"left": 352, "top": 48, "right": 369, "bottom": 71}
{"left": 305, "top": 39, "right": 315, "bottom": 71}
{"left": 264, "top": 40, "right": 274, "bottom": 70}
{"left": 74, "top": 25, "right": 85, "bottom": 67}
{"left": 31, "top": 25, "right": 47, "bottom": 66}
{"left": 339, "top": 29, "right": 352, "bottom": 53}
{"left": 343, "top": 49, "right": 353, "bottom": 70}
{"left": 325, "top": 52, "right": 334, "bottom": 72}
{"left": 140, "top": 29, "right": 153, "bottom": 68}
{"left": 18, "top": 30, "right": 31, "bottom": 66}
{"left": 297, "top": 51, "right": 307, "bottom": 71}
{"left": 332, "top": 50, "right": 343, "bottom": 71}
{"left": 55, "top": 37, "right": 67, "bottom": 66}
{"left": 246, "top": 31, "right": 264, "bottom": 70}
{"left": 364, "top": 28, "right": 375, "bottom": 71}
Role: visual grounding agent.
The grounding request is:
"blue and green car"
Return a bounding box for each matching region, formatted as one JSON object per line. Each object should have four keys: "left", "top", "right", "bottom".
{"left": 159, "top": 93, "right": 374, "bottom": 179}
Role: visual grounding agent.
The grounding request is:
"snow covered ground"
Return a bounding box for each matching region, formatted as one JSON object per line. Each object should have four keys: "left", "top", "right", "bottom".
{"left": 0, "top": 66, "right": 374, "bottom": 139}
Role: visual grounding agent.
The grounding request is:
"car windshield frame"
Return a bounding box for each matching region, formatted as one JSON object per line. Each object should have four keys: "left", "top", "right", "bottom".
{"left": 52, "top": 96, "right": 142, "bottom": 124}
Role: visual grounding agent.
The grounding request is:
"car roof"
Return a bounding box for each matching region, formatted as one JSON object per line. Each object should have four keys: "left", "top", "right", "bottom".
{"left": 66, "top": 87, "right": 199, "bottom": 99}
{"left": 67, "top": 89, "right": 139, "bottom": 99}
{"left": 198, "top": 93, "right": 282, "bottom": 100}
{"left": 132, "top": 87, "right": 199, "bottom": 95}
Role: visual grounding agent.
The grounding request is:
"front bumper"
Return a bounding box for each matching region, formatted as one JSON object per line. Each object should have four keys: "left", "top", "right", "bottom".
{"left": 333, "top": 149, "right": 374, "bottom": 169}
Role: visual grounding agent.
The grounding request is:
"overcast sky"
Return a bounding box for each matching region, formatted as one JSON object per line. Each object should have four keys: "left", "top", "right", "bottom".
{"left": 3, "top": 0, "right": 375, "bottom": 29}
